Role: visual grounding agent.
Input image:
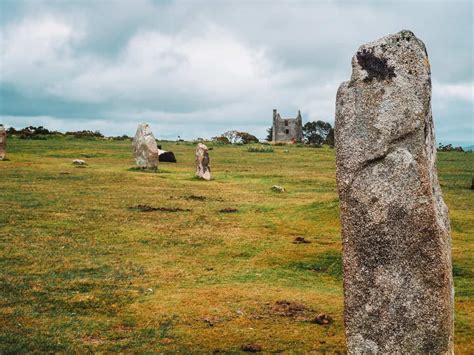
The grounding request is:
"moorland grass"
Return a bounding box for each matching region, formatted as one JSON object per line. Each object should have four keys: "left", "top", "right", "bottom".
{"left": 0, "top": 137, "right": 473, "bottom": 352}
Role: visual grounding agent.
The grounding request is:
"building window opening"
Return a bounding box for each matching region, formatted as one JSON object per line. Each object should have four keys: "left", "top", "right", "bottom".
{"left": 285, "top": 120, "right": 288, "bottom": 126}
{"left": 285, "top": 129, "right": 289, "bottom": 134}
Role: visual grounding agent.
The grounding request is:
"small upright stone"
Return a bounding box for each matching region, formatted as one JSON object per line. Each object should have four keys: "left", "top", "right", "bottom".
{"left": 195, "top": 143, "right": 211, "bottom": 180}
{"left": 335, "top": 30, "right": 453, "bottom": 353}
{"left": 0, "top": 124, "right": 6, "bottom": 160}
{"left": 132, "top": 124, "right": 159, "bottom": 170}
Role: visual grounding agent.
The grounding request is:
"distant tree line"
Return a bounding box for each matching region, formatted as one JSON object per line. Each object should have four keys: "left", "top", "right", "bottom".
{"left": 212, "top": 130, "right": 259, "bottom": 144}
{"left": 5, "top": 126, "right": 129, "bottom": 140}
{"left": 437, "top": 143, "right": 464, "bottom": 152}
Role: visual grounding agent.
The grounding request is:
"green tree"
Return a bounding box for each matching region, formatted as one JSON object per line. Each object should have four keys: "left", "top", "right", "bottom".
{"left": 266, "top": 127, "right": 273, "bottom": 142}
{"left": 324, "top": 128, "right": 335, "bottom": 147}
{"left": 303, "top": 121, "right": 332, "bottom": 145}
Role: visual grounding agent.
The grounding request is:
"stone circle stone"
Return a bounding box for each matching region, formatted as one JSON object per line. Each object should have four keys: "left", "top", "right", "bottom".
{"left": 195, "top": 143, "right": 211, "bottom": 180}
{"left": 132, "top": 123, "right": 159, "bottom": 169}
{"left": 335, "top": 30, "right": 454, "bottom": 354}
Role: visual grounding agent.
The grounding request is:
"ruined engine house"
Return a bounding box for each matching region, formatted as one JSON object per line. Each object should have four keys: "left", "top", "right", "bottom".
{"left": 272, "top": 109, "right": 303, "bottom": 143}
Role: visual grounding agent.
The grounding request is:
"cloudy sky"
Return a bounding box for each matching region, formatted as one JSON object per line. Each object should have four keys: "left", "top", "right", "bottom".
{"left": 0, "top": 0, "right": 472, "bottom": 145}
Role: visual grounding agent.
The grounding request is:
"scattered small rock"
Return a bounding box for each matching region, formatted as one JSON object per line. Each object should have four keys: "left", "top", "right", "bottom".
{"left": 203, "top": 317, "right": 216, "bottom": 327}
{"left": 311, "top": 313, "right": 332, "bottom": 325}
{"left": 293, "top": 236, "right": 311, "bottom": 244}
{"left": 129, "top": 204, "right": 191, "bottom": 212}
{"left": 59, "top": 172, "right": 71, "bottom": 175}
{"left": 73, "top": 159, "right": 86, "bottom": 166}
{"left": 271, "top": 185, "right": 285, "bottom": 193}
{"left": 240, "top": 344, "right": 262, "bottom": 352}
{"left": 219, "top": 208, "right": 239, "bottom": 213}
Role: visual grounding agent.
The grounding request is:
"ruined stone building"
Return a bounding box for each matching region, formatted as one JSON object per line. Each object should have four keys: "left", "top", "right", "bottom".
{"left": 272, "top": 109, "right": 303, "bottom": 143}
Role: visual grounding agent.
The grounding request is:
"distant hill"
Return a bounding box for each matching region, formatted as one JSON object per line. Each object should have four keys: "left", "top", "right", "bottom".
{"left": 463, "top": 145, "right": 474, "bottom": 152}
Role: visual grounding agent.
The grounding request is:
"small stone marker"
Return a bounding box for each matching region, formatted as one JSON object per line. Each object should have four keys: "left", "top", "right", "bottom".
{"left": 72, "top": 159, "right": 86, "bottom": 166}
{"left": 271, "top": 185, "right": 285, "bottom": 193}
{"left": 0, "top": 124, "right": 6, "bottom": 160}
{"left": 195, "top": 143, "right": 211, "bottom": 180}
{"left": 335, "top": 30, "right": 453, "bottom": 353}
{"left": 132, "top": 123, "right": 159, "bottom": 169}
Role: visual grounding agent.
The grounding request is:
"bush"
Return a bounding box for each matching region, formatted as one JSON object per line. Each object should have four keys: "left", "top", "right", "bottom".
{"left": 65, "top": 130, "right": 104, "bottom": 138}
{"left": 111, "top": 135, "right": 131, "bottom": 141}
{"left": 246, "top": 146, "right": 274, "bottom": 153}
{"left": 220, "top": 130, "right": 259, "bottom": 144}
{"left": 6, "top": 126, "right": 63, "bottom": 139}
{"left": 211, "top": 135, "right": 230, "bottom": 144}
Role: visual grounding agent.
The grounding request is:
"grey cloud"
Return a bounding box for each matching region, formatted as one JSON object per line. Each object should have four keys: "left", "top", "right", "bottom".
{"left": 0, "top": 0, "right": 472, "bottom": 145}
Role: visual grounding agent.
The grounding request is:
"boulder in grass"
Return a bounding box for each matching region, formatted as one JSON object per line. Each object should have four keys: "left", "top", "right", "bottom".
{"left": 158, "top": 149, "right": 177, "bottom": 163}
{"left": 73, "top": 159, "right": 86, "bottom": 166}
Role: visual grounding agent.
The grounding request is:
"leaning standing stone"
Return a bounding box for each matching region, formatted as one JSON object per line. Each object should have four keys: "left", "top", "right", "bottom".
{"left": 0, "top": 125, "right": 6, "bottom": 160}
{"left": 195, "top": 143, "right": 211, "bottom": 180}
{"left": 335, "top": 30, "right": 453, "bottom": 353}
{"left": 132, "top": 123, "right": 159, "bottom": 170}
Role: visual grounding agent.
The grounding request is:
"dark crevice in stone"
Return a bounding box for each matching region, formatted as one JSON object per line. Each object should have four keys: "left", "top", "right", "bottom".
{"left": 356, "top": 49, "right": 396, "bottom": 82}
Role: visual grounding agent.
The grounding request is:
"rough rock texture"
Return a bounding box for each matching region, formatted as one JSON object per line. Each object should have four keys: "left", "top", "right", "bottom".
{"left": 335, "top": 30, "right": 454, "bottom": 354}
{"left": 158, "top": 149, "right": 177, "bottom": 163}
{"left": 132, "top": 124, "right": 159, "bottom": 169}
{"left": 0, "top": 125, "right": 6, "bottom": 160}
{"left": 195, "top": 143, "right": 211, "bottom": 180}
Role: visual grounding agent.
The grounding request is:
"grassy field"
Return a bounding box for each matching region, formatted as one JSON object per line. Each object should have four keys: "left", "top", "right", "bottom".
{"left": 1, "top": 137, "right": 473, "bottom": 353}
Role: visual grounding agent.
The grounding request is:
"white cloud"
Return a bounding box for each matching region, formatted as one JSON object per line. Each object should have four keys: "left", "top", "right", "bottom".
{"left": 433, "top": 82, "right": 474, "bottom": 102}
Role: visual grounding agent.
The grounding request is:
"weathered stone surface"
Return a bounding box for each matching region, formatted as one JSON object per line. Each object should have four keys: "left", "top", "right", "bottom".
{"left": 195, "top": 143, "right": 211, "bottom": 180}
{"left": 335, "top": 30, "right": 453, "bottom": 354}
{"left": 0, "top": 125, "right": 6, "bottom": 160}
{"left": 132, "top": 124, "right": 159, "bottom": 169}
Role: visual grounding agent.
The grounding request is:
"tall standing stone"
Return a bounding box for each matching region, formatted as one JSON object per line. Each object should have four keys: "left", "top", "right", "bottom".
{"left": 132, "top": 123, "right": 159, "bottom": 169}
{"left": 335, "top": 30, "right": 453, "bottom": 353}
{"left": 0, "top": 125, "right": 6, "bottom": 160}
{"left": 195, "top": 143, "right": 211, "bottom": 180}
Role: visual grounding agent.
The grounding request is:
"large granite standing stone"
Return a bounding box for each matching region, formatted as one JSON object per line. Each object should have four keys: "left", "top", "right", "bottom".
{"left": 335, "top": 30, "right": 453, "bottom": 354}
{"left": 132, "top": 124, "right": 159, "bottom": 169}
{"left": 0, "top": 125, "right": 6, "bottom": 160}
{"left": 195, "top": 143, "right": 211, "bottom": 180}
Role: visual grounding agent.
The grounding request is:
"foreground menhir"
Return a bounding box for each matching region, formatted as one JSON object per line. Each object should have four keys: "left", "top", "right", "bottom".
{"left": 195, "top": 143, "right": 211, "bottom": 180}
{"left": 132, "top": 123, "right": 159, "bottom": 170}
{"left": 335, "top": 30, "right": 454, "bottom": 353}
{"left": 0, "top": 124, "right": 6, "bottom": 160}
{"left": 272, "top": 109, "right": 303, "bottom": 143}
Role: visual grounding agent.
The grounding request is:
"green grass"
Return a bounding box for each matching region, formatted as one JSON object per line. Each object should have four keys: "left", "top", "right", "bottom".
{"left": 0, "top": 137, "right": 473, "bottom": 352}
